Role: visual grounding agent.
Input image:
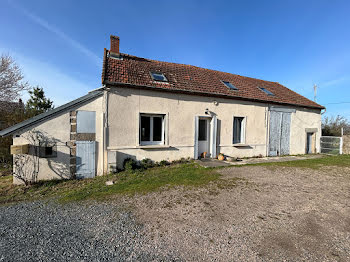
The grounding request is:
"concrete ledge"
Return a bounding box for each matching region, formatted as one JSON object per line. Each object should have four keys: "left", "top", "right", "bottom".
{"left": 136, "top": 145, "right": 172, "bottom": 149}
{"left": 232, "top": 144, "right": 250, "bottom": 147}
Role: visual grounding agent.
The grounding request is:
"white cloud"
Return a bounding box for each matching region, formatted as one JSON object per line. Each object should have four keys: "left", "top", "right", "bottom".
{"left": 0, "top": 48, "right": 94, "bottom": 106}
{"left": 7, "top": 0, "right": 102, "bottom": 67}
{"left": 320, "top": 76, "right": 348, "bottom": 88}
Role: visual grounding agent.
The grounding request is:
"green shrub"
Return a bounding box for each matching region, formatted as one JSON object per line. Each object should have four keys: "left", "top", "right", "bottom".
{"left": 140, "top": 158, "right": 154, "bottom": 169}
{"left": 171, "top": 157, "right": 189, "bottom": 164}
{"left": 123, "top": 158, "right": 138, "bottom": 171}
{"left": 159, "top": 160, "right": 170, "bottom": 166}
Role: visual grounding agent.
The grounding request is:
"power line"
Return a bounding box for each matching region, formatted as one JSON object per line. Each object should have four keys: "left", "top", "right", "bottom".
{"left": 323, "top": 102, "right": 350, "bottom": 105}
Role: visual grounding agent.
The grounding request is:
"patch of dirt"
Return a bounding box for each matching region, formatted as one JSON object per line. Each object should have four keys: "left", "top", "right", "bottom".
{"left": 129, "top": 166, "right": 350, "bottom": 261}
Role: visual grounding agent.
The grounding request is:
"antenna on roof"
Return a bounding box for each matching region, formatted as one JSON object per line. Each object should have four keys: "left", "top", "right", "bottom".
{"left": 313, "top": 84, "right": 318, "bottom": 102}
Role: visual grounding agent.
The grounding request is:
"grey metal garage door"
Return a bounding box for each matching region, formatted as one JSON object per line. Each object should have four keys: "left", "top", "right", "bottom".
{"left": 269, "top": 111, "right": 291, "bottom": 156}
{"left": 76, "top": 141, "right": 96, "bottom": 179}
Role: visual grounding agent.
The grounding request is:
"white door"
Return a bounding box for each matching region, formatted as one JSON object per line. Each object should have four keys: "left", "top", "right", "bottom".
{"left": 198, "top": 118, "right": 210, "bottom": 158}
{"left": 76, "top": 141, "right": 96, "bottom": 179}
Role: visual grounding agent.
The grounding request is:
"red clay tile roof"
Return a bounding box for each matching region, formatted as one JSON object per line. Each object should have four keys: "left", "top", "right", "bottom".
{"left": 102, "top": 50, "right": 324, "bottom": 109}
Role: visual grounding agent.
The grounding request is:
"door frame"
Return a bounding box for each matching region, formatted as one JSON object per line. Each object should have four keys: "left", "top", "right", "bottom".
{"left": 194, "top": 115, "right": 217, "bottom": 159}
{"left": 198, "top": 117, "right": 210, "bottom": 158}
{"left": 306, "top": 132, "right": 316, "bottom": 154}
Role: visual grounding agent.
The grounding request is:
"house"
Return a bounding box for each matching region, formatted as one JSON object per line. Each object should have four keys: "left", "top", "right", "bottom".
{"left": 0, "top": 35, "right": 325, "bottom": 183}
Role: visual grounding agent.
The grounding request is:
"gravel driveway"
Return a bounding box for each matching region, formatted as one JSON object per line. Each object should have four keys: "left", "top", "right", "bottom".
{"left": 0, "top": 201, "right": 179, "bottom": 261}
{"left": 1, "top": 165, "right": 350, "bottom": 261}
{"left": 132, "top": 165, "right": 350, "bottom": 261}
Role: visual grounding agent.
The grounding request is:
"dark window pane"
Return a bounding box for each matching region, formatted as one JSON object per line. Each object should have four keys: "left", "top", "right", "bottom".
{"left": 233, "top": 117, "right": 243, "bottom": 144}
{"left": 141, "top": 116, "right": 150, "bottom": 141}
{"left": 151, "top": 72, "right": 167, "bottom": 82}
{"left": 223, "top": 81, "right": 238, "bottom": 90}
{"left": 198, "top": 119, "right": 207, "bottom": 141}
{"left": 259, "top": 87, "right": 274, "bottom": 96}
{"left": 45, "top": 147, "right": 53, "bottom": 156}
{"left": 153, "top": 117, "right": 162, "bottom": 141}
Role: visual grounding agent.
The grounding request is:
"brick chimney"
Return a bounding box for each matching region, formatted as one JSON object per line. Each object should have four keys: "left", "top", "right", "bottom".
{"left": 110, "top": 35, "right": 120, "bottom": 55}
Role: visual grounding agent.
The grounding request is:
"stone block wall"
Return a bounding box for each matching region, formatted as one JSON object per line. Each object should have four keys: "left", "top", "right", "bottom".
{"left": 342, "top": 135, "right": 350, "bottom": 154}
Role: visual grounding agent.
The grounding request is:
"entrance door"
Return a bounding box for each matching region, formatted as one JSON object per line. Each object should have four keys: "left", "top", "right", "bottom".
{"left": 194, "top": 116, "right": 217, "bottom": 159}
{"left": 306, "top": 132, "right": 315, "bottom": 154}
{"left": 198, "top": 118, "right": 210, "bottom": 158}
{"left": 76, "top": 141, "right": 96, "bottom": 179}
{"left": 269, "top": 111, "right": 291, "bottom": 156}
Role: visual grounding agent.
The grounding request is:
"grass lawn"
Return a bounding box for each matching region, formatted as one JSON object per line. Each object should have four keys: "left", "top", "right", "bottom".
{"left": 1, "top": 154, "right": 349, "bottom": 205}
{"left": 0, "top": 162, "right": 221, "bottom": 205}
{"left": 249, "top": 154, "right": 350, "bottom": 169}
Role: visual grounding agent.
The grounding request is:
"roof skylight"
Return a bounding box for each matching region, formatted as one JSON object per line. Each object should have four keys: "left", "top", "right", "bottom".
{"left": 259, "top": 87, "right": 274, "bottom": 96}
{"left": 222, "top": 81, "right": 238, "bottom": 90}
{"left": 150, "top": 72, "right": 168, "bottom": 82}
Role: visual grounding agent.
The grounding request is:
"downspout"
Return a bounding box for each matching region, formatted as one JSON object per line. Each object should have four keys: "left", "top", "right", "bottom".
{"left": 102, "top": 85, "right": 108, "bottom": 174}
{"left": 265, "top": 106, "right": 270, "bottom": 156}
{"left": 101, "top": 47, "right": 109, "bottom": 174}
{"left": 319, "top": 108, "right": 326, "bottom": 153}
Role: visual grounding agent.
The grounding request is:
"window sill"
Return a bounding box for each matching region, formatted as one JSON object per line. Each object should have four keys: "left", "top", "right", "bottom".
{"left": 137, "top": 145, "right": 171, "bottom": 149}
{"left": 232, "top": 143, "right": 249, "bottom": 147}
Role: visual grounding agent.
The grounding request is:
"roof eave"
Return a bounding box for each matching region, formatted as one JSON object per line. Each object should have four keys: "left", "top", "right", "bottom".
{"left": 0, "top": 90, "right": 104, "bottom": 137}
{"left": 104, "top": 81, "right": 325, "bottom": 110}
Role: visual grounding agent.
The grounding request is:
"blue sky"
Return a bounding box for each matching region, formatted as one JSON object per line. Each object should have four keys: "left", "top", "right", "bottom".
{"left": 1, "top": 0, "right": 349, "bottom": 119}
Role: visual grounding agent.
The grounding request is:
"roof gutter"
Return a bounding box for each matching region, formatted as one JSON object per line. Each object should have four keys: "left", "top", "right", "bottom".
{"left": 104, "top": 80, "right": 325, "bottom": 110}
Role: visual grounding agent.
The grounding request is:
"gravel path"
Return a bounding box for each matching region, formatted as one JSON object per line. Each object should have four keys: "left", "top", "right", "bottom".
{"left": 132, "top": 166, "right": 350, "bottom": 261}
{"left": 1, "top": 165, "right": 350, "bottom": 261}
{"left": 0, "top": 201, "right": 180, "bottom": 261}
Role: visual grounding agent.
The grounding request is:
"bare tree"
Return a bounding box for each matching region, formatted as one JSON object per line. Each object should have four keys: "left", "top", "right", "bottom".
{"left": 0, "top": 54, "right": 29, "bottom": 108}
{"left": 322, "top": 115, "right": 350, "bottom": 136}
{"left": 13, "top": 130, "right": 43, "bottom": 185}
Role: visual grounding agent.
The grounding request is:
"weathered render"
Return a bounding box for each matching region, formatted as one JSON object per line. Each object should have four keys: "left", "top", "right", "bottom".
{"left": 106, "top": 87, "right": 322, "bottom": 169}
{"left": 9, "top": 94, "right": 104, "bottom": 184}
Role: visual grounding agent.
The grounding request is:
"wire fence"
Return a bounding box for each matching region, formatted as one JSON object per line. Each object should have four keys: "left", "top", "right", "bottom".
{"left": 320, "top": 136, "right": 342, "bottom": 154}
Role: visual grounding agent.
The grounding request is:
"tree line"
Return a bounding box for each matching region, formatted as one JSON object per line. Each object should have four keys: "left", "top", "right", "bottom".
{"left": 0, "top": 54, "right": 53, "bottom": 166}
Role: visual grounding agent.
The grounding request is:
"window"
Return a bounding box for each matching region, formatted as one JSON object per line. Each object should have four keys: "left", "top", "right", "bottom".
{"left": 39, "top": 144, "right": 57, "bottom": 158}
{"left": 150, "top": 72, "right": 168, "bottom": 82}
{"left": 233, "top": 117, "right": 245, "bottom": 144}
{"left": 259, "top": 87, "right": 274, "bottom": 96}
{"left": 45, "top": 147, "right": 53, "bottom": 156}
{"left": 222, "top": 80, "right": 238, "bottom": 90}
{"left": 140, "top": 114, "right": 165, "bottom": 145}
{"left": 77, "top": 111, "right": 96, "bottom": 133}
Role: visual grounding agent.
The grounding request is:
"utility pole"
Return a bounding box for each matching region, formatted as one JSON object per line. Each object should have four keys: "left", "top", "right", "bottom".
{"left": 313, "top": 84, "right": 318, "bottom": 102}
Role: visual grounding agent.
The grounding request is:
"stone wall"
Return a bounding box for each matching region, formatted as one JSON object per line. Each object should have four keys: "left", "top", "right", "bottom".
{"left": 69, "top": 111, "right": 77, "bottom": 176}
{"left": 342, "top": 135, "right": 350, "bottom": 154}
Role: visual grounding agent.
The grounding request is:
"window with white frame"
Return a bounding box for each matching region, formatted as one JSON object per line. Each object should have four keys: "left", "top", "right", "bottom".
{"left": 233, "top": 117, "right": 246, "bottom": 144}
{"left": 140, "top": 114, "right": 165, "bottom": 145}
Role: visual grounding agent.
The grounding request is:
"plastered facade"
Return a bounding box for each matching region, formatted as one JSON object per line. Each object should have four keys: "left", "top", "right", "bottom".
{"left": 106, "top": 87, "right": 322, "bottom": 168}
{"left": 11, "top": 86, "right": 322, "bottom": 182}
